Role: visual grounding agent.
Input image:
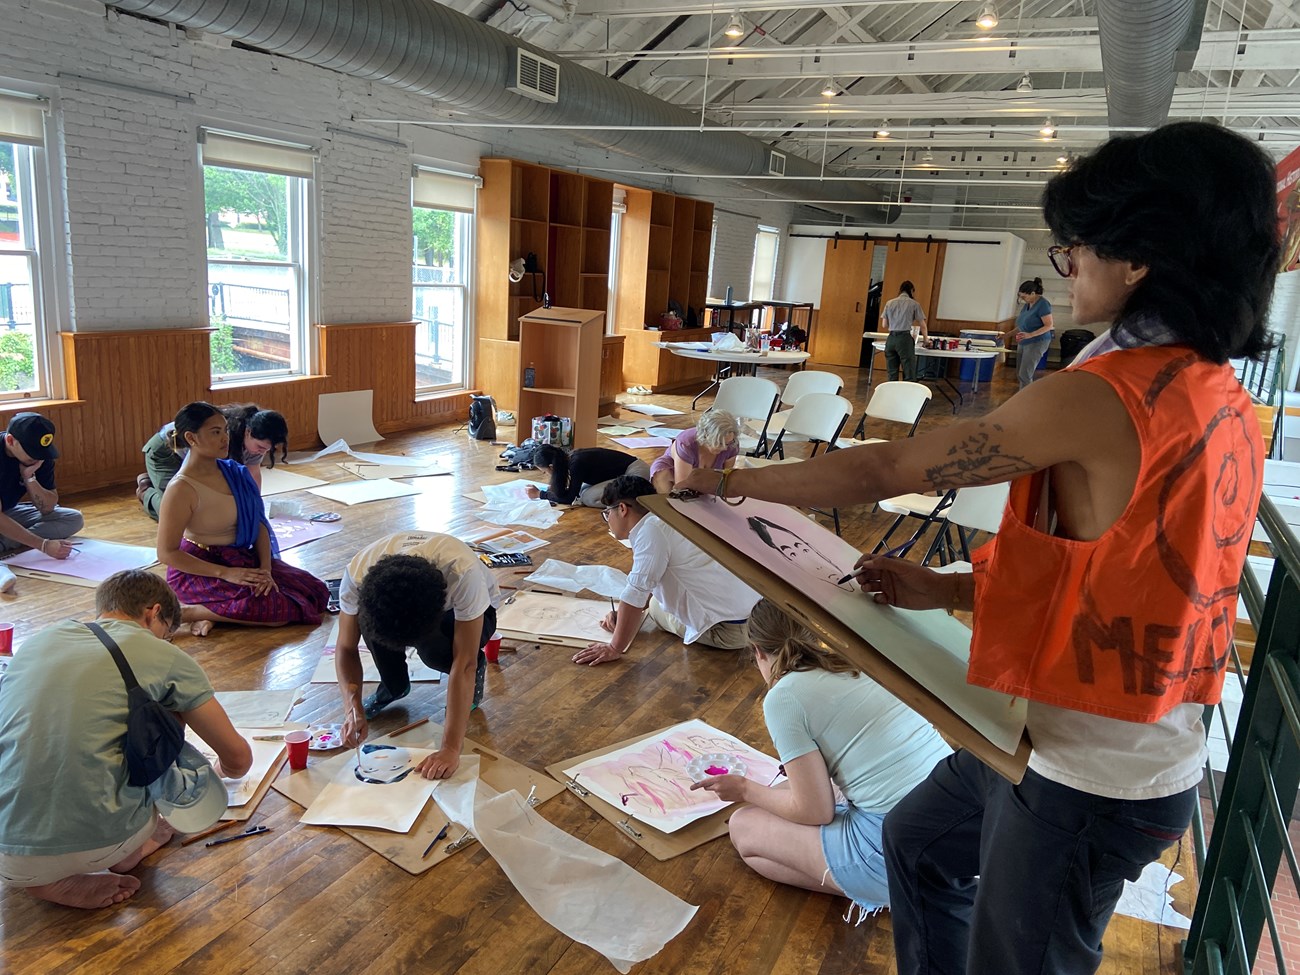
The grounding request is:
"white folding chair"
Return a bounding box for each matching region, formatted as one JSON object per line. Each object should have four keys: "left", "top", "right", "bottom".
{"left": 714, "top": 375, "right": 780, "bottom": 456}
{"left": 872, "top": 483, "right": 1010, "bottom": 564}
{"left": 840, "top": 381, "right": 932, "bottom": 447}
{"left": 756, "top": 370, "right": 844, "bottom": 442}
{"left": 765, "top": 393, "right": 852, "bottom": 460}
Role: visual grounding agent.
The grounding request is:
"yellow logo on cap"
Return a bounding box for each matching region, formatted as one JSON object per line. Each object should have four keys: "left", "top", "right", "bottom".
{"left": 39, "top": 433, "right": 54, "bottom": 447}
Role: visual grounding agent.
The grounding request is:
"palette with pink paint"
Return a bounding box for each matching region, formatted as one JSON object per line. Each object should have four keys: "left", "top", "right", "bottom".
{"left": 308, "top": 724, "right": 345, "bottom": 751}
{"left": 685, "top": 753, "right": 748, "bottom": 783}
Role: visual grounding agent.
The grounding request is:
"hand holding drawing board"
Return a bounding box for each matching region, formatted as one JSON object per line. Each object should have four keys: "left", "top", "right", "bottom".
{"left": 643, "top": 494, "right": 1030, "bottom": 781}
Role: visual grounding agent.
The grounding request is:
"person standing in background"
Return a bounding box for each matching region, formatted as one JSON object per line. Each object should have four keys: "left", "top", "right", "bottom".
{"left": 880, "top": 281, "right": 928, "bottom": 381}
{"left": 1011, "top": 277, "right": 1056, "bottom": 388}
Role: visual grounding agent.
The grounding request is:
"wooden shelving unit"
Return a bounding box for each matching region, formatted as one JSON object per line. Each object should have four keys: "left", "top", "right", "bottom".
{"left": 475, "top": 159, "right": 614, "bottom": 411}
{"left": 517, "top": 306, "right": 605, "bottom": 450}
{"left": 614, "top": 185, "right": 716, "bottom": 392}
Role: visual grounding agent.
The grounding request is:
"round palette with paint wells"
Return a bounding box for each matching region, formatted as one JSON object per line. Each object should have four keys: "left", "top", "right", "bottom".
{"left": 685, "top": 752, "right": 748, "bottom": 783}
{"left": 308, "top": 724, "right": 345, "bottom": 751}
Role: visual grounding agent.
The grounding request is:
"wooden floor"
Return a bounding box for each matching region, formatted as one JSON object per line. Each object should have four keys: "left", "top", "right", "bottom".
{"left": 0, "top": 357, "right": 1192, "bottom": 975}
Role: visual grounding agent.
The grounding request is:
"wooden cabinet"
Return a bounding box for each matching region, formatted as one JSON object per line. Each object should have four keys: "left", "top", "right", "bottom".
{"left": 622, "top": 328, "right": 717, "bottom": 393}
{"left": 813, "top": 238, "right": 875, "bottom": 367}
{"left": 475, "top": 159, "right": 613, "bottom": 407}
{"left": 600, "top": 335, "right": 625, "bottom": 412}
{"left": 517, "top": 307, "right": 605, "bottom": 449}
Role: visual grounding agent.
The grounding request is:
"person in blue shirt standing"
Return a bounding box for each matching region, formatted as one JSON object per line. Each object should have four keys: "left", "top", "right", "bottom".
{"left": 1012, "top": 277, "right": 1055, "bottom": 388}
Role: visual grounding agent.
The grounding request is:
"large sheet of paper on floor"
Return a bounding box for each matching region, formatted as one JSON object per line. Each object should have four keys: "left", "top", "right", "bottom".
{"left": 307, "top": 478, "right": 422, "bottom": 506}
{"left": 184, "top": 727, "right": 287, "bottom": 818}
{"left": 337, "top": 461, "right": 447, "bottom": 480}
{"left": 318, "top": 390, "right": 382, "bottom": 446}
{"left": 214, "top": 689, "right": 302, "bottom": 728}
{"left": 310, "top": 625, "right": 442, "bottom": 683}
{"left": 270, "top": 516, "right": 342, "bottom": 551}
{"left": 645, "top": 494, "right": 1030, "bottom": 781}
{"left": 273, "top": 723, "right": 564, "bottom": 874}
{"left": 4, "top": 539, "right": 158, "bottom": 587}
{"left": 495, "top": 591, "right": 611, "bottom": 648}
{"left": 259, "top": 467, "right": 329, "bottom": 496}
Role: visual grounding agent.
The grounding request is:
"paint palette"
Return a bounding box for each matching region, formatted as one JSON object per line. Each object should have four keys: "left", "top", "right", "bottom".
{"left": 308, "top": 724, "right": 345, "bottom": 751}
{"left": 685, "top": 752, "right": 748, "bottom": 783}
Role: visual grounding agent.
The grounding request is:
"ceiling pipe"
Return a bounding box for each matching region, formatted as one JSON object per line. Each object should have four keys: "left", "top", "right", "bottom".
{"left": 1095, "top": 0, "right": 1208, "bottom": 127}
{"left": 107, "top": 0, "right": 894, "bottom": 222}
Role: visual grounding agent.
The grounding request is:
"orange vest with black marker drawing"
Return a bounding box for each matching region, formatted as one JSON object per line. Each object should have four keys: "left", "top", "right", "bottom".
{"left": 967, "top": 344, "right": 1263, "bottom": 723}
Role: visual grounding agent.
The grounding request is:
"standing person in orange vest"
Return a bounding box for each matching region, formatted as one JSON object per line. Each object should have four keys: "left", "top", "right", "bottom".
{"left": 679, "top": 120, "right": 1277, "bottom": 974}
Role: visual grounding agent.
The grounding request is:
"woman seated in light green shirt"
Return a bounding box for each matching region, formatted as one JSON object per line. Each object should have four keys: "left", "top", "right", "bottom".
{"left": 692, "top": 598, "right": 950, "bottom": 918}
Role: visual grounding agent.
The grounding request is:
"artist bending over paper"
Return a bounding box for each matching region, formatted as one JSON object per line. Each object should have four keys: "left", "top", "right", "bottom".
{"left": 574, "top": 476, "right": 760, "bottom": 665}
{"left": 0, "top": 570, "right": 251, "bottom": 909}
{"left": 680, "top": 121, "right": 1273, "bottom": 975}
{"left": 156, "top": 403, "right": 329, "bottom": 636}
{"left": 336, "top": 531, "right": 501, "bottom": 779}
{"left": 693, "top": 598, "right": 950, "bottom": 920}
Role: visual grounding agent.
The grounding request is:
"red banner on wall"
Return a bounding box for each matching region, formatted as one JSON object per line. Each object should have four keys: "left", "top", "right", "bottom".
{"left": 1279, "top": 144, "right": 1300, "bottom": 273}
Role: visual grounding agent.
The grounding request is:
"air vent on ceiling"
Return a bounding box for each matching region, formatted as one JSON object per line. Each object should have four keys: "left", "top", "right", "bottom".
{"left": 508, "top": 49, "right": 560, "bottom": 103}
{"left": 767, "top": 150, "right": 786, "bottom": 177}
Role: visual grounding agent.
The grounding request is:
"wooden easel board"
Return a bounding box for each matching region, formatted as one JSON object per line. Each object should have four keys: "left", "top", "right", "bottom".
{"left": 642, "top": 494, "right": 1031, "bottom": 782}
{"left": 271, "top": 723, "right": 564, "bottom": 875}
{"left": 545, "top": 725, "right": 739, "bottom": 861}
{"left": 496, "top": 590, "right": 610, "bottom": 649}
{"left": 223, "top": 752, "right": 288, "bottom": 822}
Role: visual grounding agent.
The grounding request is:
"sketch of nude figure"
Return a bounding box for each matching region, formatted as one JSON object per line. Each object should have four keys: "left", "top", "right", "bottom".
{"left": 746, "top": 515, "right": 855, "bottom": 591}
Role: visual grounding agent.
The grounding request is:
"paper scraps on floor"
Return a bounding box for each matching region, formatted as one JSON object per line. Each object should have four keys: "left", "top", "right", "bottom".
{"left": 287, "top": 437, "right": 438, "bottom": 467}
{"left": 477, "top": 499, "right": 565, "bottom": 530}
{"left": 318, "top": 390, "right": 382, "bottom": 446}
{"left": 522, "top": 559, "right": 629, "bottom": 599}
{"left": 4, "top": 539, "right": 158, "bottom": 588}
{"left": 307, "top": 478, "right": 423, "bottom": 506}
{"left": 434, "top": 756, "right": 698, "bottom": 974}
{"left": 270, "top": 516, "right": 343, "bottom": 551}
{"left": 1114, "top": 863, "right": 1192, "bottom": 929}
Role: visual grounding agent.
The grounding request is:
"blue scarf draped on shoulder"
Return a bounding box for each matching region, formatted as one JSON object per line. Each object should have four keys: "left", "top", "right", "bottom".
{"left": 216, "top": 458, "right": 280, "bottom": 558}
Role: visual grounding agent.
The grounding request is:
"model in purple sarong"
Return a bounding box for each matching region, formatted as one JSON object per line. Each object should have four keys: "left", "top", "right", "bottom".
{"left": 156, "top": 402, "right": 329, "bottom": 636}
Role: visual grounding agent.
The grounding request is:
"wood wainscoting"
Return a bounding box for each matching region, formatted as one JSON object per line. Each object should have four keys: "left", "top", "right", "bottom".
{"left": 0, "top": 324, "right": 471, "bottom": 496}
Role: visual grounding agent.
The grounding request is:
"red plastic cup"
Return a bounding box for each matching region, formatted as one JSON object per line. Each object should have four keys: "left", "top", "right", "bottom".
{"left": 285, "top": 730, "right": 311, "bottom": 770}
{"left": 484, "top": 632, "right": 503, "bottom": 664}
{"left": 0, "top": 623, "right": 13, "bottom": 655}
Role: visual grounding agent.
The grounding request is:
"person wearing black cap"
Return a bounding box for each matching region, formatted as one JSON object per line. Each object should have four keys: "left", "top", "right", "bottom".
{"left": 1, "top": 413, "right": 84, "bottom": 575}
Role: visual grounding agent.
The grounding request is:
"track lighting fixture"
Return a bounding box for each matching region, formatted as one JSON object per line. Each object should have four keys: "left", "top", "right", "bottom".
{"left": 821, "top": 77, "right": 838, "bottom": 97}
{"left": 723, "top": 12, "right": 745, "bottom": 38}
{"left": 1039, "top": 118, "right": 1056, "bottom": 137}
{"left": 1016, "top": 74, "right": 1033, "bottom": 93}
{"left": 875, "top": 120, "right": 891, "bottom": 138}
{"left": 975, "top": 4, "right": 999, "bottom": 29}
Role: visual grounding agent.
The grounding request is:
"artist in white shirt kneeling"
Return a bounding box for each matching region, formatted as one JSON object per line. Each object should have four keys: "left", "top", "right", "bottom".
{"left": 573, "top": 475, "right": 761, "bottom": 666}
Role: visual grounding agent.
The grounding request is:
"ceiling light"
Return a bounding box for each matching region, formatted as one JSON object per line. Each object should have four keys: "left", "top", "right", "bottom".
{"left": 922, "top": 149, "right": 935, "bottom": 163}
{"left": 821, "top": 77, "right": 838, "bottom": 98}
{"left": 975, "top": 4, "right": 999, "bottom": 29}
{"left": 875, "top": 120, "right": 891, "bottom": 138}
{"left": 1039, "top": 118, "right": 1056, "bottom": 137}
{"left": 723, "top": 12, "right": 745, "bottom": 38}
{"left": 1056, "top": 154, "right": 1070, "bottom": 166}
{"left": 1016, "top": 74, "right": 1033, "bottom": 93}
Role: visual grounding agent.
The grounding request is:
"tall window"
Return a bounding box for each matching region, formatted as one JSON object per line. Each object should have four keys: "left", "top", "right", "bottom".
{"left": 750, "top": 226, "right": 780, "bottom": 301}
{"left": 0, "top": 93, "right": 52, "bottom": 399}
{"left": 201, "top": 130, "right": 314, "bottom": 383}
{"left": 412, "top": 167, "right": 477, "bottom": 392}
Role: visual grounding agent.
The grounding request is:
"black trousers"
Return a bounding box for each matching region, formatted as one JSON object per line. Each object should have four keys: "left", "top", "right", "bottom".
{"left": 361, "top": 607, "right": 497, "bottom": 694}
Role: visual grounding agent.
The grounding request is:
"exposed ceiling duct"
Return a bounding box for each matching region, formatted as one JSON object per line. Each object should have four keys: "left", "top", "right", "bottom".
{"left": 108, "top": 0, "right": 894, "bottom": 222}
{"left": 1095, "top": 0, "right": 1207, "bottom": 128}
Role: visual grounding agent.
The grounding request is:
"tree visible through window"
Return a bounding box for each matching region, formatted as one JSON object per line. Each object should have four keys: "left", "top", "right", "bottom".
{"left": 412, "top": 205, "right": 469, "bottom": 391}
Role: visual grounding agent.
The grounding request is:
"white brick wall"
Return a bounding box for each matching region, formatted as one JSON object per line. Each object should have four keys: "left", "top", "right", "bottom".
{"left": 708, "top": 203, "right": 794, "bottom": 303}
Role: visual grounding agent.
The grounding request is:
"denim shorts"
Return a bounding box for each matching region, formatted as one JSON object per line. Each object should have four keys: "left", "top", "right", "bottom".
{"left": 821, "top": 803, "right": 891, "bottom": 914}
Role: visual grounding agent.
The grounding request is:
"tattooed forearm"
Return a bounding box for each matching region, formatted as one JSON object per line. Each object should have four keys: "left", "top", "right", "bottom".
{"left": 923, "top": 425, "right": 1039, "bottom": 489}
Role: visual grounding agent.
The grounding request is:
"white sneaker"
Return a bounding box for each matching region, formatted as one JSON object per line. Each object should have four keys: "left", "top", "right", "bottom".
{"left": 0, "top": 565, "right": 15, "bottom": 593}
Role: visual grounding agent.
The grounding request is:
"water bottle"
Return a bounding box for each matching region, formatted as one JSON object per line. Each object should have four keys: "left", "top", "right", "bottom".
{"left": 524, "top": 362, "right": 536, "bottom": 388}
{"left": 725, "top": 285, "right": 734, "bottom": 305}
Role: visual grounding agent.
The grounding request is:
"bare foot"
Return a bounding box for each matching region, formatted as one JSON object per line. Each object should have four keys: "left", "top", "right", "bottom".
{"left": 135, "top": 473, "right": 151, "bottom": 502}
{"left": 186, "top": 620, "right": 214, "bottom": 637}
{"left": 110, "top": 820, "right": 176, "bottom": 873}
{"left": 27, "top": 872, "right": 141, "bottom": 909}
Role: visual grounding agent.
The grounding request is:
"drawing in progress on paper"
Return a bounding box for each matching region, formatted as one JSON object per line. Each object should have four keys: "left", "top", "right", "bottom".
{"left": 670, "top": 496, "right": 1027, "bottom": 755}
{"left": 561, "top": 719, "right": 783, "bottom": 833}
{"left": 299, "top": 745, "right": 438, "bottom": 832}
{"left": 185, "top": 729, "right": 284, "bottom": 808}
{"left": 495, "top": 590, "right": 611, "bottom": 644}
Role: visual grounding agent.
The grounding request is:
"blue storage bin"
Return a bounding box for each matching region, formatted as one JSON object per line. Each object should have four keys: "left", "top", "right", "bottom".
{"left": 959, "top": 330, "right": 998, "bottom": 382}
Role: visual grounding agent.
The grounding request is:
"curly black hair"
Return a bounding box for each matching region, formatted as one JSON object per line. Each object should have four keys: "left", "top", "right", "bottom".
{"left": 356, "top": 554, "right": 448, "bottom": 648}
{"left": 1042, "top": 121, "right": 1279, "bottom": 364}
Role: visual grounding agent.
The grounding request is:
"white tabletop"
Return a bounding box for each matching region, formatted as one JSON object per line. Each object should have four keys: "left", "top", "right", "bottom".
{"left": 655, "top": 342, "right": 811, "bottom": 365}
{"left": 871, "top": 341, "right": 1004, "bottom": 361}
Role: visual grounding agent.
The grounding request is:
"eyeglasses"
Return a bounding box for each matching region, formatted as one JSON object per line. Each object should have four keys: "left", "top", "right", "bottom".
{"left": 601, "top": 506, "right": 616, "bottom": 522}
{"left": 1047, "top": 244, "right": 1077, "bottom": 278}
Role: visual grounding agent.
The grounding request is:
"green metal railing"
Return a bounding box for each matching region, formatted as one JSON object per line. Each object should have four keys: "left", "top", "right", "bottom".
{"left": 1184, "top": 495, "right": 1300, "bottom": 974}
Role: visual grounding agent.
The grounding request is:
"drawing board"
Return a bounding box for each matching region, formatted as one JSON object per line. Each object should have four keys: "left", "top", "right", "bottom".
{"left": 259, "top": 467, "right": 329, "bottom": 496}
{"left": 644, "top": 494, "right": 1031, "bottom": 781}
{"left": 214, "top": 688, "right": 302, "bottom": 728}
{"left": 495, "top": 590, "right": 611, "bottom": 648}
{"left": 4, "top": 539, "right": 158, "bottom": 588}
{"left": 184, "top": 727, "right": 287, "bottom": 819}
{"left": 273, "top": 723, "right": 564, "bottom": 874}
{"left": 307, "top": 478, "right": 422, "bottom": 506}
{"left": 318, "top": 390, "right": 382, "bottom": 446}
{"left": 479, "top": 530, "right": 548, "bottom": 555}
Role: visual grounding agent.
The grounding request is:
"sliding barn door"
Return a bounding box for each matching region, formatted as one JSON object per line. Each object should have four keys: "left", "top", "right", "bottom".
{"left": 814, "top": 238, "right": 874, "bottom": 367}
{"left": 880, "top": 239, "right": 947, "bottom": 326}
